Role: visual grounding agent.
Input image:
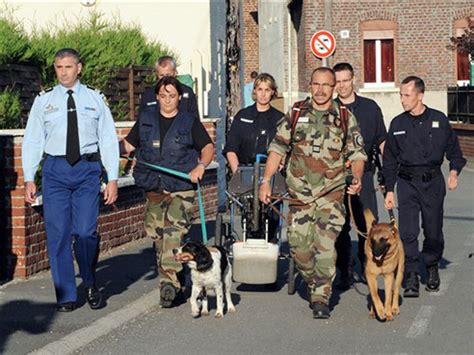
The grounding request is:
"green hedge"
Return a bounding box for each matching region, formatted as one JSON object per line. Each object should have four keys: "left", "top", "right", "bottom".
{"left": 1, "top": 10, "right": 175, "bottom": 91}
{"left": 0, "top": 89, "right": 22, "bottom": 129}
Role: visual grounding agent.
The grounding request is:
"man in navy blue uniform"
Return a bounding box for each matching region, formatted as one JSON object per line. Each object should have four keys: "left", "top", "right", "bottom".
{"left": 383, "top": 76, "right": 466, "bottom": 297}
{"left": 22, "top": 48, "right": 119, "bottom": 312}
{"left": 139, "top": 56, "right": 199, "bottom": 119}
{"left": 333, "top": 62, "right": 387, "bottom": 289}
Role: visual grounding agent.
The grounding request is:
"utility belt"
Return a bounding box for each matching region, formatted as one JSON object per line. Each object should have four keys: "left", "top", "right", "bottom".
{"left": 398, "top": 165, "right": 441, "bottom": 183}
{"left": 45, "top": 152, "right": 101, "bottom": 162}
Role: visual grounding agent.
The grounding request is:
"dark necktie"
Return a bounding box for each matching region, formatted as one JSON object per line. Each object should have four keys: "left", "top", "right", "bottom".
{"left": 66, "top": 89, "right": 80, "bottom": 166}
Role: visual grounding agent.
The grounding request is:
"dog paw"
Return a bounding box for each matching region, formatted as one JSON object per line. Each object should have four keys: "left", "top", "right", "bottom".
{"left": 386, "top": 313, "right": 393, "bottom": 321}
{"left": 228, "top": 306, "right": 236, "bottom": 313}
{"left": 192, "top": 312, "right": 200, "bottom": 318}
{"left": 215, "top": 312, "right": 223, "bottom": 319}
{"left": 201, "top": 310, "right": 210, "bottom": 316}
{"left": 369, "top": 308, "right": 375, "bottom": 319}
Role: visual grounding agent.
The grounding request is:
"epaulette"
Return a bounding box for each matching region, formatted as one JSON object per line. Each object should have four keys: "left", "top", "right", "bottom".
{"left": 87, "top": 85, "right": 109, "bottom": 106}
{"left": 86, "top": 85, "right": 103, "bottom": 95}
{"left": 38, "top": 87, "right": 53, "bottom": 96}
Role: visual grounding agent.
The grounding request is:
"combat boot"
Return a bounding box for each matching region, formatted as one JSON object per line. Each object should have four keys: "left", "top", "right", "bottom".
{"left": 403, "top": 272, "right": 420, "bottom": 298}
{"left": 312, "top": 302, "right": 330, "bottom": 319}
{"left": 426, "top": 264, "right": 440, "bottom": 292}
{"left": 160, "top": 282, "right": 177, "bottom": 308}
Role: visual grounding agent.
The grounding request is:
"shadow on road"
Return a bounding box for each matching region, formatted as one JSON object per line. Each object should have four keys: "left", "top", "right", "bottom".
{"left": 0, "top": 300, "right": 56, "bottom": 353}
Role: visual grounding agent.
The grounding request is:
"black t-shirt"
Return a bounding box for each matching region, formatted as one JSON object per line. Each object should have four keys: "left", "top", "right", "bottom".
{"left": 126, "top": 111, "right": 212, "bottom": 151}
{"left": 223, "top": 104, "right": 284, "bottom": 164}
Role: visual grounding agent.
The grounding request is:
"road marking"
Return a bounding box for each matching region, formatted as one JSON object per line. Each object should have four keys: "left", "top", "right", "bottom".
{"left": 406, "top": 305, "right": 435, "bottom": 338}
{"left": 30, "top": 288, "right": 161, "bottom": 355}
{"left": 431, "top": 272, "right": 454, "bottom": 297}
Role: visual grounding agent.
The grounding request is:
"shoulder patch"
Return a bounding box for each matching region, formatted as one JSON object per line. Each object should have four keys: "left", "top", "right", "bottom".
{"left": 38, "top": 87, "right": 53, "bottom": 96}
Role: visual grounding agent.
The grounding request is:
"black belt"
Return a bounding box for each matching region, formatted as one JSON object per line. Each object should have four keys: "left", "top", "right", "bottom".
{"left": 398, "top": 166, "right": 441, "bottom": 183}
{"left": 46, "top": 153, "right": 100, "bottom": 162}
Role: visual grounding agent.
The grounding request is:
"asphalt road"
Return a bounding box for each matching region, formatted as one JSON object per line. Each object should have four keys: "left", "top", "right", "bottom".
{"left": 75, "top": 164, "right": 474, "bottom": 355}
{"left": 1, "top": 163, "right": 472, "bottom": 354}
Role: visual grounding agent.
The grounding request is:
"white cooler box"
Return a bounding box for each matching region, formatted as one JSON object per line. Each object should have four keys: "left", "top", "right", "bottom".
{"left": 232, "top": 239, "right": 279, "bottom": 284}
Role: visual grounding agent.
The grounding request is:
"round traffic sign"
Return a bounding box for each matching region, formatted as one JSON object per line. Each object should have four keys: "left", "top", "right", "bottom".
{"left": 310, "top": 30, "right": 336, "bottom": 59}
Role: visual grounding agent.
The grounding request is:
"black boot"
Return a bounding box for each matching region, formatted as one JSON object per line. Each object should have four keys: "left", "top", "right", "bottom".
{"left": 160, "top": 282, "right": 177, "bottom": 308}
{"left": 312, "top": 302, "right": 330, "bottom": 319}
{"left": 335, "top": 271, "right": 353, "bottom": 290}
{"left": 426, "top": 264, "right": 440, "bottom": 292}
{"left": 403, "top": 272, "right": 420, "bottom": 298}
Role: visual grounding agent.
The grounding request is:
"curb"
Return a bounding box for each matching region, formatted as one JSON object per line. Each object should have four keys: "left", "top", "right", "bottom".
{"left": 30, "top": 288, "right": 160, "bottom": 355}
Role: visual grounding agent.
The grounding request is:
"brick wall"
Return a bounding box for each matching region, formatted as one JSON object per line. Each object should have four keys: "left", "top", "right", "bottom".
{"left": 242, "top": 0, "right": 259, "bottom": 81}
{"left": 452, "top": 123, "right": 474, "bottom": 158}
{"left": 0, "top": 120, "right": 218, "bottom": 281}
{"left": 240, "top": 1, "right": 472, "bottom": 93}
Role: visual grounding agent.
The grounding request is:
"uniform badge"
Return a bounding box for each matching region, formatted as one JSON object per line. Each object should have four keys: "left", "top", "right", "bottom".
{"left": 153, "top": 140, "right": 161, "bottom": 148}
{"left": 44, "top": 104, "right": 59, "bottom": 114}
{"left": 353, "top": 133, "right": 364, "bottom": 147}
{"left": 147, "top": 101, "right": 157, "bottom": 106}
{"left": 312, "top": 145, "right": 321, "bottom": 153}
{"left": 261, "top": 130, "right": 266, "bottom": 135}
{"left": 432, "top": 121, "right": 439, "bottom": 128}
{"left": 183, "top": 93, "right": 189, "bottom": 98}
{"left": 241, "top": 118, "right": 253, "bottom": 123}
{"left": 393, "top": 130, "right": 406, "bottom": 135}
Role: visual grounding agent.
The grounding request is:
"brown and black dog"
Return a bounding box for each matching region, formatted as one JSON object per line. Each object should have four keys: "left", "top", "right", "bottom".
{"left": 364, "top": 208, "right": 405, "bottom": 321}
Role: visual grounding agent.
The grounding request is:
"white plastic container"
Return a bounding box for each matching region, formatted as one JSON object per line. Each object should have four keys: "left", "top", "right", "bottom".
{"left": 232, "top": 239, "right": 279, "bottom": 284}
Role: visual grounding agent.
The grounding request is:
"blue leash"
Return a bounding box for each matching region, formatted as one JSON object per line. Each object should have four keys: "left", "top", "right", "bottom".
{"left": 127, "top": 157, "right": 208, "bottom": 244}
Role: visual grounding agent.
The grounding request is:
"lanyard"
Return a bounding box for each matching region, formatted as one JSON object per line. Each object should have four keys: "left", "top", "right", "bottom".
{"left": 128, "top": 157, "right": 208, "bottom": 244}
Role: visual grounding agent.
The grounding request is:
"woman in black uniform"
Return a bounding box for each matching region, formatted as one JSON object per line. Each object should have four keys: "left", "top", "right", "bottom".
{"left": 224, "top": 73, "right": 285, "bottom": 173}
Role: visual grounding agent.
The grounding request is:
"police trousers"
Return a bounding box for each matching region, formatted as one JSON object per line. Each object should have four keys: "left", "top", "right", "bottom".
{"left": 145, "top": 190, "right": 195, "bottom": 288}
{"left": 288, "top": 195, "right": 345, "bottom": 304}
{"left": 397, "top": 174, "right": 446, "bottom": 274}
{"left": 42, "top": 156, "right": 101, "bottom": 303}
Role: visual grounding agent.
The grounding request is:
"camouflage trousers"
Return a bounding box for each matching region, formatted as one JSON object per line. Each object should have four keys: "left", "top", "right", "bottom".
{"left": 145, "top": 190, "right": 195, "bottom": 289}
{"left": 288, "top": 196, "right": 345, "bottom": 304}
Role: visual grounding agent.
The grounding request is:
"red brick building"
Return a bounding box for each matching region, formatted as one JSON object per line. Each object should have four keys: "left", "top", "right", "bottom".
{"left": 241, "top": 0, "right": 473, "bottom": 154}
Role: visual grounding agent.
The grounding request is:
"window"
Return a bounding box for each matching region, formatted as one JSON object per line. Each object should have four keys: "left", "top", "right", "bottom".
{"left": 457, "top": 50, "right": 469, "bottom": 82}
{"left": 361, "top": 20, "right": 396, "bottom": 88}
{"left": 454, "top": 18, "right": 471, "bottom": 85}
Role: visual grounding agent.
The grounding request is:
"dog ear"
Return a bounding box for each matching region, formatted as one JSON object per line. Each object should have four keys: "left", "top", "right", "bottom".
{"left": 195, "top": 246, "right": 213, "bottom": 272}
{"left": 363, "top": 208, "right": 376, "bottom": 235}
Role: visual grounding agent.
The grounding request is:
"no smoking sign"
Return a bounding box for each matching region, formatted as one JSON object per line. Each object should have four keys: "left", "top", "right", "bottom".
{"left": 310, "top": 30, "right": 336, "bottom": 59}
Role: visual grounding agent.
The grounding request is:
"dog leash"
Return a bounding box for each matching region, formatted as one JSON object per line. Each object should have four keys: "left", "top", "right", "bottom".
{"left": 124, "top": 156, "right": 208, "bottom": 244}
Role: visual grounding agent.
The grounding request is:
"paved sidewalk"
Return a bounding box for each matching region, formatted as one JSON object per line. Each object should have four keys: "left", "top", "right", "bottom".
{"left": 0, "top": 237, "right": 161, "bottom": 354}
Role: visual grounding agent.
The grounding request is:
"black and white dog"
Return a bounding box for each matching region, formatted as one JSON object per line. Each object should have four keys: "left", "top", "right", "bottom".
{"left": 173, "top": 241, "right": 235, "bottom": 318}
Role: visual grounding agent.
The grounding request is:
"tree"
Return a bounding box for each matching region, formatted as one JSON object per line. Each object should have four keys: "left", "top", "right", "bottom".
{"left": 447, "top": 18, "right": 474, "bottom": 57}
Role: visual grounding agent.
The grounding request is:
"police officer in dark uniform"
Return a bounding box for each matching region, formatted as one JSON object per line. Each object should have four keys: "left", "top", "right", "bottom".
{"left": 121, "top": 76, "right": 213, "bottom": 308}
{"left": 333, "top": 62, "right": 387, "bottom": 289}
{"left": 139, "top": 56, "right": 199, "bottom": 119}
{"left": 383, "top": 76, "right": 466, "bottom": 298}
{"left": 223, "top": 73, "right": 284, "bottom": 241}
{"left": 224, "top": 73, "right": 284, "bottom": 173}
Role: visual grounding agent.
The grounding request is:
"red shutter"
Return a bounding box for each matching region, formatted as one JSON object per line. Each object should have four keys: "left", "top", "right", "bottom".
{"left": 457, "top": 50, "right": 469, "bottom": 81}
{"left": 364, "top": 40, "right": 376, "bottom": 83}
{"left": 381, "top": 39, "right": 394, "bottom": 82}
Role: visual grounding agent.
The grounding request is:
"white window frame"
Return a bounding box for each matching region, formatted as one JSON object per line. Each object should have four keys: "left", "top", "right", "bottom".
{"left": 363, "top": 31, "right": 395, "bottom": 89}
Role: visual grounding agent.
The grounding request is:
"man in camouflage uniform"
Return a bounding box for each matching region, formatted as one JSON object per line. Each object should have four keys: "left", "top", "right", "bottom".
{"left": 259, "top": 67, "right": 366, "bottom": 318}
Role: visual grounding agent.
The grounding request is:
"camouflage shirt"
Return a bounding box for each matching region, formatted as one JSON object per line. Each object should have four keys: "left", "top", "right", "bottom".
{"left": 268, "top": 100, "right": 367, "bottom": 202}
